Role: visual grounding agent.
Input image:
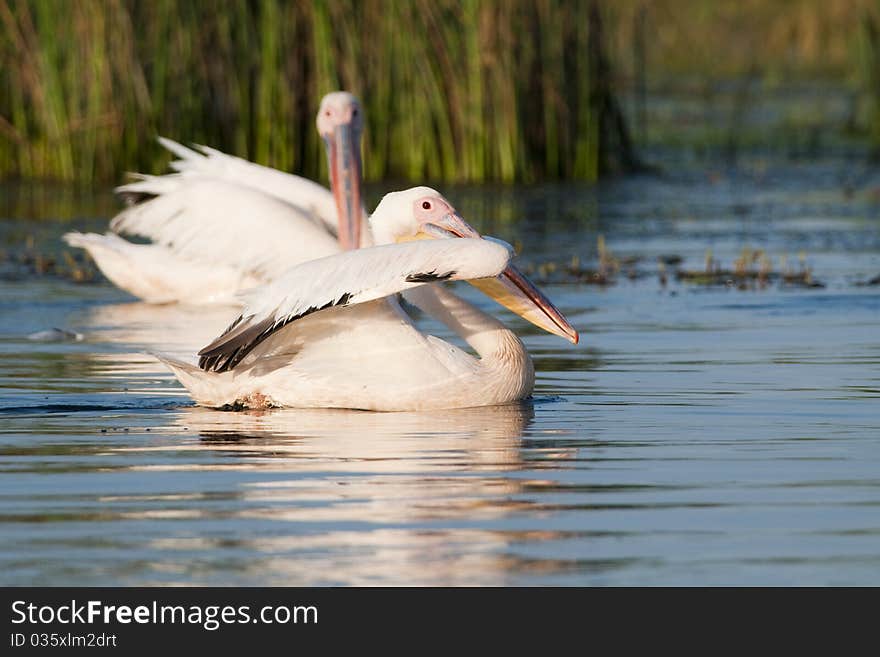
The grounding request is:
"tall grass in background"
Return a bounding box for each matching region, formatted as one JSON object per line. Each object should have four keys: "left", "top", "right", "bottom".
{"left": 0, "top": 0, "right": 637, "bottom": 185}
{"left": 606, "top": 0, "right": 880, "bottom": 81}
{"left": 858, "top": 10, "right": 880, "bottom": 157}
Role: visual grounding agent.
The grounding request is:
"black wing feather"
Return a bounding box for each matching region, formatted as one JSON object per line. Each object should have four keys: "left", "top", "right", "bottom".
{"left": 405, "top": 270, "right": 456, "bottom": 283}
{"left": 197, "top": 293, "right": 353, "bottom": 373}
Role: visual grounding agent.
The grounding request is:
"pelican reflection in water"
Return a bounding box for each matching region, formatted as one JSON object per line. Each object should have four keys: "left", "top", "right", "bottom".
{"left": 110, "top": 401, "right": 586, "bottom": 586}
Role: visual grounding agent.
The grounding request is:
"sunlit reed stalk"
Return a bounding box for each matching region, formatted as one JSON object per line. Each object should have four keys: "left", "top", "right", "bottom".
{"left": 0, "top": 0, "right": 635, "bottom": 185}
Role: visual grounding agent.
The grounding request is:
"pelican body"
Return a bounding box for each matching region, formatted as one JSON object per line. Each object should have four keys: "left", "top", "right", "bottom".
{"left": 161, "top": 187, "right": 579, "bottom": 411}
{"left": 64, "top": 92, "right": 368, "bottom": 304}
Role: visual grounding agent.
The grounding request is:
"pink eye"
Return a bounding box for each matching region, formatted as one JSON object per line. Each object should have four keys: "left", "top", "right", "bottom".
{"left": 324, "top": 110, "right": 331, "bottom": 116}
{"left": 422, "top": 201, "right": 432, "bottom": 210}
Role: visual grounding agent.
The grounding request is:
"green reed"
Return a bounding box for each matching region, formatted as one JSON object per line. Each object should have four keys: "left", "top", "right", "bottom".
{"left": 858, "top": 9, "right": 880, "bottom": 157}
{"left": 0, "top": 0, "right": 635, "bottom": 185}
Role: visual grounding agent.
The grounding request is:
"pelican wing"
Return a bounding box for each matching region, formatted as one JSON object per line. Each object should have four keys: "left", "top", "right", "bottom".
{"left": 158, "top": 138, "right": 345, "bottom": 234}
{"left": 110, "top": 178, "right": 340, "bottom": 281}
{"left": 197, "top": 238, "right": 513, "bottom": 372}
{"left": 118, "top": 138, "right": 370, "bottom": 240}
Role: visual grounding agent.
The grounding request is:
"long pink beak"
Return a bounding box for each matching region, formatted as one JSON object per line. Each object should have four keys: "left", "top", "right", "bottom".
{"left": 426, "top": 212, "right": 579, "bottom": 344}
{"left": 326, "top": 123, "right": 362, "bottom": 250}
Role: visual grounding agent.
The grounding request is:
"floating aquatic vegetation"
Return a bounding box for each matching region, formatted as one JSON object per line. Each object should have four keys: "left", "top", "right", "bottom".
{"left": 675, "top": 247, "right": 824, "bottom": 289}
{"left": 0, "top": 226, "right": 833, "bottom": 293}
{"left": 0, "top": 240, "right": 100, "bottom": 282}
{"left": 524, "top": 238, "right": 825, "bottom": 289}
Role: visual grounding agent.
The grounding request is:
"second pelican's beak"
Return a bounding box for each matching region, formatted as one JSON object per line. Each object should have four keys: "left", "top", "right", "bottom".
{"left": 419, "top": 213, "right": 579, "bottom": 344}
{"left": 471, "top": 264, "right": 579, "bottom": 344}
{"left": 326, "top": 123, "right": 362, "bottom": 250}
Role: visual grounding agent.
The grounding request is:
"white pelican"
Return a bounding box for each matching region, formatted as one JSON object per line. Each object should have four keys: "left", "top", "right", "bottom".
{"left": 159, "top": 187, "right": 578, "bottom": 411}
{"left": 63, "top": 92, "right": 369, "bottom": 305}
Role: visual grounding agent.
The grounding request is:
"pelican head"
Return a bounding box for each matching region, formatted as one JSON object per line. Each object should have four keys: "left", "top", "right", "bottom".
{"left": 371, "top": 188, "right": 579, "bottom": 344}
{"left": 316, "top": 92, "right": 364, "bottom": 250}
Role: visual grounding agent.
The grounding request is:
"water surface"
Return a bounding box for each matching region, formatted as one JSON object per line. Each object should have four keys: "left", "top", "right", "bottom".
{"left": 2, "top": 160, "right": 879, "bottom": 585}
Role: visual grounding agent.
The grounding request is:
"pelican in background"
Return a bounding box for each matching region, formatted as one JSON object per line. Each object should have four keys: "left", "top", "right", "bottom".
{"left": 63, "top": 92, "right": 369, "bottom": 305}
{"left": 160, "top": 187, "right": 578, "bottom": 411}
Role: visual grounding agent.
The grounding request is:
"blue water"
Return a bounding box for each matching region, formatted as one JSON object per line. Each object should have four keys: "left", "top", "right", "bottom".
{"left": 1, "top": 161, "right": 879, "bottom": 585}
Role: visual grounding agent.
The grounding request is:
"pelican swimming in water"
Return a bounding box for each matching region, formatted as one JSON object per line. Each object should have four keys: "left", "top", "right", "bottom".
{"left": 159, "top": 187, "right": 578, "bottom": 411}
{"left": 63, "top": 92, "right": 369, "bottom": 305}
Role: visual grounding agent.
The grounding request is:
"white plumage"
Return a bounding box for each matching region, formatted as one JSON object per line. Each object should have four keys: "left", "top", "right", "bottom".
{"left": 109, "top": 178, "right": 341, "bottom": 281}
{"left": 150, "top": 137, "right": 345, "bottom": 234}
{"left": 62, "top": 231, "right": 261, "bottom": 305}
{"left": 245, "top": 238, "right": 510, "bottom": 324}
{"left": 159, "top": 187, "right": 578, "bottom": 411}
